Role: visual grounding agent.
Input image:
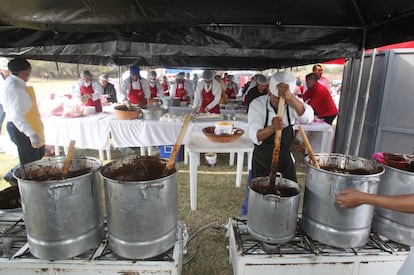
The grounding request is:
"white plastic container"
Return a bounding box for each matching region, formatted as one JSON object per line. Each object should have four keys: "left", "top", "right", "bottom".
{"left": 214, "top": 121, "right": 233, "bottom": 135}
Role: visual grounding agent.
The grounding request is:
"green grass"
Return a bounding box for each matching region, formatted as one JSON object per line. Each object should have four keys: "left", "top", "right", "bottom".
{"left": 1, "top": 74, "right": 308, "bottom": 273}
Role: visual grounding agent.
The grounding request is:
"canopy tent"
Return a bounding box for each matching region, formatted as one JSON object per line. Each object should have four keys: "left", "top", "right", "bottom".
{"left": 0, "top": 0, "right": 413, "bottom": 69}
{"left": 323, "top": 40, "right": 414, "bottom": 64}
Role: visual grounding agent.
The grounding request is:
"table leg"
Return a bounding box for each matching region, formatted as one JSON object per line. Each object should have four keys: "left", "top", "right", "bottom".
{"left": 189, "top": 151, "right": 199, "bottom": 211}
{"left": 229, "top": 152, "right": 235, "bottom": 166}
{"left": 184, "top": 145, "right": 188, "bottom": 165}
{"left": 236, "top": 152, "right": 244, "bottom": 187}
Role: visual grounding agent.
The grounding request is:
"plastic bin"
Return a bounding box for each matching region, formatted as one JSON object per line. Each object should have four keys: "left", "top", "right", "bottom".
{"left": 159, "top": 145, "right": 184, "bottom": 161}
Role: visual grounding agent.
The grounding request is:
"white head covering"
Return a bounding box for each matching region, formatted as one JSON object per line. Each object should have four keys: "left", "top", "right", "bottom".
{"left": 0, "top": 57, "right": 9, "bottom": 70}
{"left": 99, "top": 74, "right": 109, "bottom": 81}
{"left": 268, "top": 72, "right": 296, "bottom": 97}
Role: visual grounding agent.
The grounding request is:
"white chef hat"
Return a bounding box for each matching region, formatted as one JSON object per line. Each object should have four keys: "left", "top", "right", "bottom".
{"left": 268, "top": 72, "right": 296, "bottom": 97}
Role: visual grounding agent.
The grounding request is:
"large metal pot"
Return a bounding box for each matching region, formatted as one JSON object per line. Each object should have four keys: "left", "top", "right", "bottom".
{"left": 247, "top": 174, "right": 301, "bottom": 244}
{"left": 372, "top": 159, "right": 414, "bottom": 245}
{"left": 100, "top": 155, "right": 177, "bottom": 259}
{"left": 14, "top": 156, "right": 104, "bottom": 260}
{"left": 301, "top": 153, "right": 384, "bottom": 248}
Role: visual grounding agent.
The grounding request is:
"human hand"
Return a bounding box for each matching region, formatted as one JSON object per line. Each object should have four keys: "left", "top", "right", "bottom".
{"left": 123, "top": 99, "right": 131, "bottom": 109}
{"left": 270, "top": 116, "right": 284, "bottom": 131}
{"left": 276, "top": 83, "right": 293, "bottom": 100}
{"left": 30, "top": 134, "right": 42, "bottom": 148}
{"left": 80, "top": 94, "right": 90, "bottom": 104}
{"left": 335, "top": 189, "right": 366, "bottom": 208}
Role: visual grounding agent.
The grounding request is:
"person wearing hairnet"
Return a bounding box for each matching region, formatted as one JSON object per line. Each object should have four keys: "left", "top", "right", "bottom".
{"left": 240, "top": 72, "right": 314, "bottom": 215}
{"left": 336, "top": 190, "right": 414, "bottom": 275}
{"left": 2, "top": 58, "right": 45, "bottom": 185}
{"left": 121, "top": 64, "right": 150, "bottom": 107}
{"left": 193, "top": 70, "right": 222, "bottom": 113}
{"left": 0, "top": 57, "right": 10, "bottom": 137}
{"left": 170, "top": 72, "right": 193, "bottom": 104}
{"left": 243, "top": 74, "right": 268, "bottom": 110}
{"left": 73, "top": 70, "right": 103, "bottom": 112}
{"left": 148, "top": 70, "right": 164, "bottom": 99}
{"left": 224, "top": 74, "right": 239, "bottom": 100}
{"left": 99, "top": 74, "right": 117, "bottom": 103}
{"left": 161, "top": 75, "right": 170, "bottom": 96}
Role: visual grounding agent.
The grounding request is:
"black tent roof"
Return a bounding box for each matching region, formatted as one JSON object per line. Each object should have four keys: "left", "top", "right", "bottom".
{"left": 0, "top": 0, "right": 413, "bottom": 69}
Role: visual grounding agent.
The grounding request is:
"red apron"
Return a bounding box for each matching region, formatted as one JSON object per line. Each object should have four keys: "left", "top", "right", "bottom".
{"left": 225, "top": 83, "right": 236, "bottom": 99}
{"left": 149, "top": 83, "right": 158, "bottom": 98}
{"left": 128, "top": 80, "right": 146, "bottom": 105}
{"left": 80, "top": 85, "right": 102, "bottom": 112}
{"left": 162, "top": 82, "right": 169, "bottom": 96}
{"left": 200, "top": 86, "right": 220, "bottom": 114}
{"left": 175, "top": 82, "right": 189, "bottom": 102}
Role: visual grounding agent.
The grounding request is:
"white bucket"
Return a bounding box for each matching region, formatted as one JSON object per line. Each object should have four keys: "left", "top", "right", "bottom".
{"left": 205, "top": 153, "right": 217, "bottom": 166}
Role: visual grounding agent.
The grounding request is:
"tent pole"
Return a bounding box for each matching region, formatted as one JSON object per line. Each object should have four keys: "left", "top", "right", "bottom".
{"left": 344, "top": 28, "right": 367, "bottom": 155}
{"left": 355, "top": 49, "right": 377, "bottom": 156}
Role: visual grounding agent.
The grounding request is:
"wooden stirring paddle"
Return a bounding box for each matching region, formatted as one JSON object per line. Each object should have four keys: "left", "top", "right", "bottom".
{"left": 298, "top": 125, "right": 320, "bottom": 169}
{"left": 268, "top": 96, "right": 285, "bottom": 190}
{"left": 166, "top": 114, "right": 192, "bottom": 170}
{"left": 62, "top": 140, "right": 76, "bottom": 179}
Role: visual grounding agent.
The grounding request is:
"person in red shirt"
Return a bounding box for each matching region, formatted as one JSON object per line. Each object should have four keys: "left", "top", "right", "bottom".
{"left": 302, "top": 73, "right": 338, "bottom": 125}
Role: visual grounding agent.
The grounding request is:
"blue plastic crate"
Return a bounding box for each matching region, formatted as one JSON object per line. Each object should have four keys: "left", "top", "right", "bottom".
{"left": 159, "top": 145, "right": 184, "bottom": 161}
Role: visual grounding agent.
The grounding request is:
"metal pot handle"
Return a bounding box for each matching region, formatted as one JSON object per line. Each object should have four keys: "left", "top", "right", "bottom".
{"left": 264, "top": 194, "right": 281, "bottom": 201}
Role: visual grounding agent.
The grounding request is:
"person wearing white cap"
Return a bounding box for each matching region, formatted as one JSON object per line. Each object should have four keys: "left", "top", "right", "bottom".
{"left": 0, "top": 57, "right": 10, "bottom": 136}
{"left": 193, "top": 70, "right": 222, "bottom": 113}
{"left": 99, "top": 74, "right": 118, "bottom": 103}
{"left": 170, "top": 72, "right": 193, "bottom": 104}
{"left": 147, "top": 70, "right": 163, "bottom": 99}
{"left": 240, "top": 72, "right": 314, "bottom": 215}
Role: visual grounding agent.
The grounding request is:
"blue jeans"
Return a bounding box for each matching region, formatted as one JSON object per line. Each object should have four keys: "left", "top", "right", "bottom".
{"left": 240, "top": 169, "right": 253, "bottom": 215}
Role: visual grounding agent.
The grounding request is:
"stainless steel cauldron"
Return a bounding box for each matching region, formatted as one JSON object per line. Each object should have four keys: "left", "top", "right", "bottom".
{"left": 301, "top": 154, "right": 384, "bottom": 248}
{"left": 372, "top": 160, "right": 414, "bottom": 245}
{"left": 100, "top": 155, "right": 177, "bottom": 259}
{"left": 247, "top": 174, "right": 301, "bottom": 244}
{"left": 14, "top": 156, "right": 104, "bottom": 260}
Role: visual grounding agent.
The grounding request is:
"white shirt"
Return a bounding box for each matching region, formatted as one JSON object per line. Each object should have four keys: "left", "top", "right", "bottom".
{"left": 121, "top": 77, "right": 151, "bottom": 101}
{"left": 73, "top": 79, "right": 103, "bottom": 101}
{"left": 248, "top": 95, "right": 314, "bottom": 145}
{"left": 3, "top": 75, "right": 36, "bottom": 137}
{"left": 192, "top": 79, "right": 222, "bottom": 111}
{"left": 0, "top": 73, "right": 8, "bottom": 105}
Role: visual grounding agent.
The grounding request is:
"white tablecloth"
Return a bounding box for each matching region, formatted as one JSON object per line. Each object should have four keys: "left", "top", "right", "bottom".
{"left": 294, "top": 121, "right": 334, "bottom": 153}
{"left": 42, "top": 112, "right": 113, "bottom": 149}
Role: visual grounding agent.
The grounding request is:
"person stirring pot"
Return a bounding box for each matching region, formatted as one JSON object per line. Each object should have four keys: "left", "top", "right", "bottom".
{"left": 240, "top": 72, "right": 314, "bottom": 215}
